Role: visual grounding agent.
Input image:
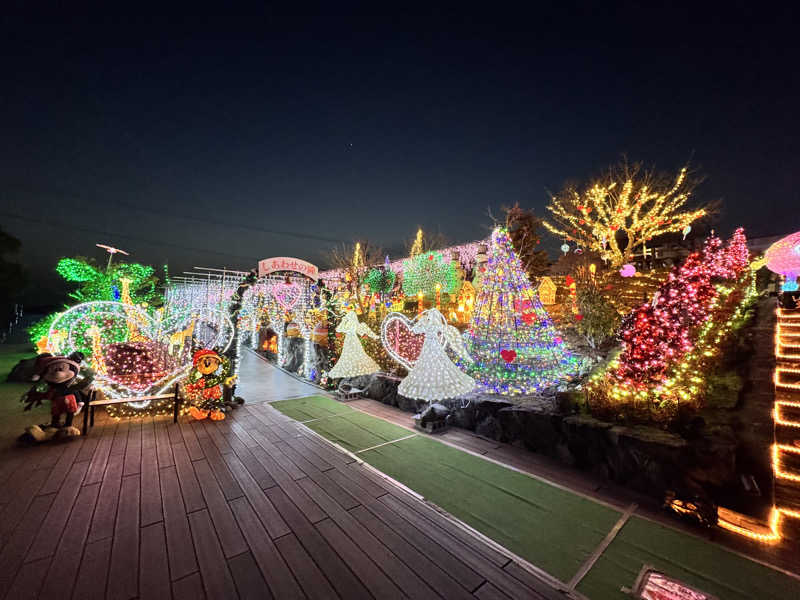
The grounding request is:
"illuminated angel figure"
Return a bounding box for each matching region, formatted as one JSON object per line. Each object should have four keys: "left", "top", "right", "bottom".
{"left": 399, "top": 309, "right": 475, "bottom": 401}
{"left": 327, "top": 311, "right": 381, "bottom": 378}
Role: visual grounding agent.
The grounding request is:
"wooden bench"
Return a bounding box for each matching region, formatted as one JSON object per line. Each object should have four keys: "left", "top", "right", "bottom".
{"left": 82, "top": 384, "right": 181, "bottom": 435}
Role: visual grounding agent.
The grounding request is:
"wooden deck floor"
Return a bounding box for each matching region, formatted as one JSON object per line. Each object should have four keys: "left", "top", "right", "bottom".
{"left": 0, "top": 385, "right": 561, "bottom": 598}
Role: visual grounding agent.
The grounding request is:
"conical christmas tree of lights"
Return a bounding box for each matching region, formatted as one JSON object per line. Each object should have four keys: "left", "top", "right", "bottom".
{"left": 464, "top": 227, "right": 578, "bottom": 395}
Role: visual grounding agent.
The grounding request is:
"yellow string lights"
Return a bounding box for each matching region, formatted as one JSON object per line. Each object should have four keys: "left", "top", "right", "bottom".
{"left": 543, "top": 165, "right": 706, "bottom": 267}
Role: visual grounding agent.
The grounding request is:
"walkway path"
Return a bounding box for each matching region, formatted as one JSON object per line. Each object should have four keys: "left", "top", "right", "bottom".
{"left": 0, "top": 350, "right": 560, "bottom": 600}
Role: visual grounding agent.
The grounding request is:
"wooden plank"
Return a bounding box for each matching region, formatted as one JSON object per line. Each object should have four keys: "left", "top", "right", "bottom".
{"left": 289, "top": 451, "right": 360, "bottom": 511}
{"left": 84, "top": 422, "right": 116, "bottom": 484}
{"left": 201, "top": 419, "right": 234, "bottom": 454}
{"left": 180, "top": 420, "right": 204, "bottom": 461}
{"left": 228, "top": 420, "right": 260, "bottom": 448}
{"left": 140, "top": 445, "right": 163, "bottom": 526}
{"left": 39, "top": 438, "right": 83, "bottom": 495}
{"left": 38, "top": 483, "right": 101, "bottom": 600}
{"left": 315, "top": 517, "right": 404, "bottom": 600}
{"left": 75, "top": 431, "right": 100, "bottom": 462}
{"left": 248, "top": 445, "right": 326, "bottom": 524}
{"left": 192, "top": 459, "right": 248, "bottom": 558}
{"left": 160, "top": 465, "right": 198, "bottom": 580}
{"left": 154, "top": 420, "right": 174, "bottom": 467}
{"left": 353, "top": 488, "right": 485, "bottom": 592}
{"left": 5, "top": 555, "right": 50, "bottom": 600}
{"left": 228, "top": 551, "right": 274, "bottom": 600}
{"left": 0, "top": 467, "right": 50, "bottom": 546}
{"left": 197, "top": 437, "right": 243, "bottom": 501}
{"left": 141, "top": 417, "right": 156, "bottom": 449}
{"left": 139, "top": 522, "right": 171, "bottom": 600}
{"left": 294, "top": 432, "right": 356, "bottom": 467}
{"left": 504, "top": 562, "right": 563, "bottom": 600}
{"left": 71, "top": 537, "right": 112, "bottom": 600}
{"left": 350, "top": 504, "right": 473, "bottom": 600}
{"left": 172, "top": 442, "right": 206, "bottom": 513}
{"left": 298, "top": 478, "right": 431, "bottom": 599}
{"left": 223, "top": 429, "right": 277, "bottom": 490}
{"left": 265, "top": 486, "right": 372, "bottom": 600}
{"left": 171, "top": 573, "right": 206, "bottom": 600}
{"left": 250, "top": 435, "right": 306, "bottom": 480}
{"left": 168, "top": 420, "right": 185, "bottom": 445}
{"left": 122, "top": 418, "right": 143, "bottom": 476}
{"left": 474, "top": 581, "right": 513, "bottom": 600}
{"left": 110, "top": 419, "right": 130, "bottom": 455}
{"left": 0, "top": 493, "right": 55, "bottom": 598}
{"left": 0, "top": 456, "right": 27, "bottom": 499}
{"left": 275, "top": 436, "right": 332, "bottom": 472}
{"left": 326, "top": 462, "right": 389, "bottom": 500}
{"left": 188, "top": 509, "right": 239, "bottom": 599}
{"left": 228, "top": 496, "right": 304, "bottom": 600}
{"left": 87, "top": 452, "right": 124, "bottom": 543}
{"left": 223, "top": 453, "right": 290, "bottom": 539}
{"left": 27, "top": 460, "right": 89, "bottom": 561}
{"left": 107, "top": 474, "right": 140, "bottom": 600}
{"left": 387, "top": 489, "right": 509, "bottom": 566}
{"left": 275, "top": 533, "right": 339, "bottom": 599}
{"left": 380, "top": 494, "right": 536, "bottom": 599}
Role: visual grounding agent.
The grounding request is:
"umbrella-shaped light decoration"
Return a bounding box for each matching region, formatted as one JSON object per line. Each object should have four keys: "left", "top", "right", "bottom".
{"left": 765, "top": 231, "right": 800, "bottom": 291}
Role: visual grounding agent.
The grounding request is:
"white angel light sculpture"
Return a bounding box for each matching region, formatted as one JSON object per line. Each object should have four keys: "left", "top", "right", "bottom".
{"left": 398, "top": 309, "right": 475, "bottom": 401}
{"left": 327, "top": 311, "right": 381, "bottom": 379}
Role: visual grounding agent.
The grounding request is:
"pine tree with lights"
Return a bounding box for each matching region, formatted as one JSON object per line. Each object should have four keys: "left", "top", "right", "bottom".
{"left": 463, "top": 227, "right": 578, "bottom": 395}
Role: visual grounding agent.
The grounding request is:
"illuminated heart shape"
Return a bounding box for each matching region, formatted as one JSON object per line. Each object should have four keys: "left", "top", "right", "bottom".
{"left": 381, "top": 312, "right": 427, "bottom": 370}
{"left": 500, "top": 349, "right": 517, "bottom": 363}
{"left": 271, "top": 282, "right": 301, "bottom": 310}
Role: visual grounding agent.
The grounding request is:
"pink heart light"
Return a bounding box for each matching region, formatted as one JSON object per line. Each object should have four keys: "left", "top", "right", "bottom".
{"left": 271, "top": 282, "right": 302, "bottom": 310}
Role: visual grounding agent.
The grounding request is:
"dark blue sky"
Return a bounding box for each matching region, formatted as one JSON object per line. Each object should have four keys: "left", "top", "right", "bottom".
{"left": 2, "top": 7, "right": 800, "bottom": 303}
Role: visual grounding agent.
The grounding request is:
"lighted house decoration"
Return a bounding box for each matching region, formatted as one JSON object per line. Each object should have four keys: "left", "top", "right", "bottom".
{"left": 765, "top": 230, "right": 800, "bottom": 292}
{"left": 537, "top": 276, "right": 557, "bottom": 305}
{"left": 450, "top": 280, "right": 476, "bottom": 323}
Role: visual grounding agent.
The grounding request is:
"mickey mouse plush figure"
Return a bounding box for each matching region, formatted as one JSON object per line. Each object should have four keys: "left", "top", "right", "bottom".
{"left": 19, "top": 352, "right": 88, "bottom": 443}
{"left": 185, "top": 348, "right": 236, "bottom": 421}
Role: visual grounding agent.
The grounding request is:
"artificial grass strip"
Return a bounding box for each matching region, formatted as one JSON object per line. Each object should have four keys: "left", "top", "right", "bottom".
{"left": 304, "top": 412, "right": 412, "bottom": 453}
{"left": 360, "top": 435, "right": 621, "bottom": 581}
{"left": 269, "top": 395, "right": 353, "bottom": 422}
{"left": 576, "top": 516, "right": 800, "bottom": 600}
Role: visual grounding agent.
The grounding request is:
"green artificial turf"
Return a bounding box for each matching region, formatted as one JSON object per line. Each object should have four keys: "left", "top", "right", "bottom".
{"left": 361, "top": 434, "right": 620, "bottom": 581}
{"left": 270, "top": 394, "right": 353, "bottom": 421}
{"left": 577, "top": 516, "right": 800, "bottom": 600}
{"left": 305, "top": 411, "right": 412, "bottom": 453}
{"left": 270, "top": 395, "right": 621, "bottom": 581}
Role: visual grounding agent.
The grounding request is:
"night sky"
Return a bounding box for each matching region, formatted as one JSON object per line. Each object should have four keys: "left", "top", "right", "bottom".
{"left": 2, "top": 8, "right": 800, "bottom": 305}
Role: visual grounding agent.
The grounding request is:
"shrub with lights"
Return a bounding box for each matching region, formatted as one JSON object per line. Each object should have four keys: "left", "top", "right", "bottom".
{"left": 401, "top": 251, "right": 461, "bottom": 298}
{"left": 587, "top": 228, "right": 756, "bottom": 422}
{"left": 462, "top": 227, "right": 579, "bottom": 395}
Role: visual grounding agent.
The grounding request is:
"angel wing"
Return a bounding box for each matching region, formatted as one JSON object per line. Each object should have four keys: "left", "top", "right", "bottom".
{"left": 356, "top": 320, "right": 379, "bottom": 340}
{"left": 444, "top": 324, "right": 473, "bottom": 363}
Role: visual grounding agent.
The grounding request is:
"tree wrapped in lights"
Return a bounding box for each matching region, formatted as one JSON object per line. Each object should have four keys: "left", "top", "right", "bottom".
{"left": 463, "top": 227, "right": 578, "bottom": 395}
{"left": 402, "top": 251, "right": 461, "bottom": 298}
{"left": 590, "top": 229, "right": 754, "bottom": 421}
{"left": 364, "top": 264, "right": 396, "bottom": 294}
{"left": 543, "top": 162, "right": 708, "bottom": 267}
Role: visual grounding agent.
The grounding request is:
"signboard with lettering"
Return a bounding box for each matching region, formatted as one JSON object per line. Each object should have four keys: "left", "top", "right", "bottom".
{"left": 258, "top": 257, "right": 319, "bottom": 281}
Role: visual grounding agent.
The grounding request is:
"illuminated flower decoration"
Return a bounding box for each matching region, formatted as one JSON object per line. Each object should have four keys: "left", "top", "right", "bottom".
{"left": 765, "top": 230, "right": 800, "bottom": 291}
{"left": 619, "top": 264, "right": 636, "bottom": 277}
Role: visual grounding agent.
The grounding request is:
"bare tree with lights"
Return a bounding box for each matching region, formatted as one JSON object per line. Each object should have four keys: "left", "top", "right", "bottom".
{"left": 543, "top": 161, "right": 708, "bottom": 267}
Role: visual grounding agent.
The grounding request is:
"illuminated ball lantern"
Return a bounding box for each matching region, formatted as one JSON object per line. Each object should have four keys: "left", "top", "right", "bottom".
{"left": 765, "top": 231, "right": 800, "bottom": 292}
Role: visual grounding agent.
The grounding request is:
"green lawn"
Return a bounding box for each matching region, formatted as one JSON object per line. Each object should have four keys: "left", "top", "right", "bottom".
{"left": 270, "top": 394, "right": 800, "bottom": 599}
{"left": 0, "top": 344, "right": 34, "bottom": 408}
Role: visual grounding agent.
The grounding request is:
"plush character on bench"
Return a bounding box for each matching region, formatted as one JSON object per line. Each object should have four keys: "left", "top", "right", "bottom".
{"left": 19, "top": 353, "right": 87, "bottom": 443}
{"left": 185, "top": 349, "right": 236, "bottom": 421}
